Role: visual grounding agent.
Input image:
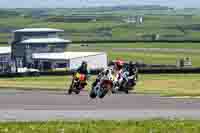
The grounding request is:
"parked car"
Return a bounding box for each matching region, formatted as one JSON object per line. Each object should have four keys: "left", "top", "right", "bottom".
{"left": 17, "top": 67, "right": 40, "bottom": 76}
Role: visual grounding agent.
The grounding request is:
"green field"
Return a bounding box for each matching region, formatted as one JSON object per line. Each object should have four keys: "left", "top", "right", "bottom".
{"left": 0, "top": 120, "right": 200, "bottom": 133}
{"left": 108, "top": 51, "right": 200, "bottom": 66}
{"left": 0, "top": 9, "right": 200, "bottom": 67}
{"left": 75, "top": 43, "right": 200, "bottom": 49}
{"left": 69, "top": 43, "right": 200, "bottom": 67}
{"left": 0, "top": 41, "right": 199, "bottom": 66}
{"left": 1, "top": 74, "right": 200, "bottom": 96}
{"left": 1, "top": 8, "right": 200, "bottom": 41}
{"left": 0, "top": 9, "right": 199, "bottom": 96}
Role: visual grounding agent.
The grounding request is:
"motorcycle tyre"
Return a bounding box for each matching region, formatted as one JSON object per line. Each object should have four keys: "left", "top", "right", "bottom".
{"left": 99, "top": 88, "right": 109, "bottom": 99}
{"left": 75, "top": 89, "right": 80, "bottom": 94}
{"left": 68, "top": 88, "right": 73, "bottom": 95}
{"left": 89, "top": 88, "right": 97, "bottom": 99}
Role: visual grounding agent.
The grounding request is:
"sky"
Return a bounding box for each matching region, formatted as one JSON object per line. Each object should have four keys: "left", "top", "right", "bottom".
{"left": 0, "top": 0, "right": 199, "bottom": 8}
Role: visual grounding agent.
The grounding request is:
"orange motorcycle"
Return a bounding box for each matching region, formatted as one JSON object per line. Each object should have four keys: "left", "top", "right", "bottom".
{"left": 68, "top": 72, "right": 87, "bottom": 94}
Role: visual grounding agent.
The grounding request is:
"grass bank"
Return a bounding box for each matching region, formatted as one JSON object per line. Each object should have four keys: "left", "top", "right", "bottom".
{"left": 0, "top": 74, "right": 200, "bottom": 96}
{"left": 136, "top": 74, "right": 200, "bottom": 96}
{"left": 0, "top": 120, "right": 200, "bottom": 133}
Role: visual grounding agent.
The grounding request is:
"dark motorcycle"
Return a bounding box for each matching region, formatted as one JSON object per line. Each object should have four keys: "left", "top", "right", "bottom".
{"left": 116, "top": 70, "right": 138, "bottom": 94}
{"left": 68, "top": 72, "right": 87, "bottom": 94}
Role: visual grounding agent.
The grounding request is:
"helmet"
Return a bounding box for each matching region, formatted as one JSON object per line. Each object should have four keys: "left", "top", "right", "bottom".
{"left": 115, "top": 60, "right": 124, "bottom": 67}
{"left": 81, "top": 61, "right": 87, "bottom": 68}
{"left": 82, "top": 61, "right": 87, "bottom": 64}
{"left": 81, "top": 61, "right": 87, "bottom": 66}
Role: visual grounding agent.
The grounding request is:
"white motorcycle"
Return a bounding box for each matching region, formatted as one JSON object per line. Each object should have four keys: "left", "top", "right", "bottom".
{"left": 90, "top": 69, "right": 114, "bottom": 99}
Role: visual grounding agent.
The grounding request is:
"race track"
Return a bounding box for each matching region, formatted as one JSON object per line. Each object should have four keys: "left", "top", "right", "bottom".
{"left": 0, "top": 90, "right": 200, "bottom": 121}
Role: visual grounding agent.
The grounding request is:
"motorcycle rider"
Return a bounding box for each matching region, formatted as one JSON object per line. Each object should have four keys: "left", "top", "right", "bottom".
{"left": 128, "top": 61, "right": 138, "bottom": 82}
{"left": 114, "top": 60, "right": 124, "bottom": 72}
{"left": 70, "top": 61, "right": 90, "bottom": 91}
{"left": 120, "top": 61, "right": 138, "bottom": 89}
{"left": 91, "top": 67, "right": 113, "bottom": 89}
{"left": 115, "top": 61, "right": 138, "bottom": 93}
{"left": 112, "top": 59, "right": 125, "bottom": 92}
{"left": 76, "top": 61, "right": 90, "bottom": 77}
{"left": 91, "top": 60, "right": 124, "bottom": 91}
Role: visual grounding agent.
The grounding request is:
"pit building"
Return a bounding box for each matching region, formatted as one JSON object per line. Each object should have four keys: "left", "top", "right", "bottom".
{"left": 0, "top": 28, "right": 107, "bottom": 73}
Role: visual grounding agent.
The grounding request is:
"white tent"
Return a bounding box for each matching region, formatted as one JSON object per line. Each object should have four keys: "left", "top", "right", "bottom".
{"left": 32, "top": 52, "right": 107, "bottom": 70}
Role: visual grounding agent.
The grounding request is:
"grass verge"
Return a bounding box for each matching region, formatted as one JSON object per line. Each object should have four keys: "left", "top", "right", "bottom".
{"left": 0, "top": 119, "right": 200, "bottom": 133}
{"left": 136, "top": 74, "right": 200, "bottom": 96}
{"left": 0, "top": 74, "right": 200, "bottom": 96}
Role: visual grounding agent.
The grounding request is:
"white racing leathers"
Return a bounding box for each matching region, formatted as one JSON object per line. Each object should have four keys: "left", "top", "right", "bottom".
{"left": 93, "top": 67, "right": 126, "bottom": 93}
{"left": 93, "top": 68, "right": 114, "bottom": 94}
{"left": 112, "top": 69, "right": 124, "bottom": 92}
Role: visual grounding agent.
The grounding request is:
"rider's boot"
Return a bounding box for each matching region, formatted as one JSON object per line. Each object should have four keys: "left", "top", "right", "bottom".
{"left": 112, "top": 81, "right": 120, "bottom": 93}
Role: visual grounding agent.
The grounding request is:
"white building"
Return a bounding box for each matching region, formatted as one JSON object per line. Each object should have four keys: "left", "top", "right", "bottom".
{"left": 0, "top": 28, "right": 108, "bottom": 73}
{"left": 9, "top": 28, "right": 108, "bottom": 72}
{"left": 0, "top": 46, "right": 108, "bottom": 72}
{"left": 32, "top": 52, "right": 107, "bottom": 70}
{"left": 123, "top": 16, "right": 143, "bottom": 24}
{"left": 11, "top": 28, "right": 70, "bottom": 69}
{"left": 0, "top": 47, "right": 11, "bottom": 72}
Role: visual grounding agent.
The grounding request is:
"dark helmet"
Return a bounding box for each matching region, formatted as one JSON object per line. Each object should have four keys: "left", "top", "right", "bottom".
{"left": 129, "top": 61, "right": 136, "bottom": 67}
{"left": 81, "top": 61, "right": 87, "bottom": 67}
{"left": 129, "top": 61, "right": 133, "bottom": 65}
{"left": 82, "top": 61, "right": 87, "bottom": 65}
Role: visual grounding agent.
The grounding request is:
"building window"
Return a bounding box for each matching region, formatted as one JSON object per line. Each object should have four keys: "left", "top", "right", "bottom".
{"left": 16, "top": 58, "right": 23, "bottom": 68}
{"left": 57, "top": 63, "right": 67, "bottom": 68}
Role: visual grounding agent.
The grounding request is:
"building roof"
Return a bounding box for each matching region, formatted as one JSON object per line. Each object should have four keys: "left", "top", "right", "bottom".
{"left": 32, "top": 52, "right": 105, "bottom": 60}
{"left": 0, "top": 47, "right": 11, "bottom": 54}
{"left": 21, "top": 38, "right": 71, "bottom": 44}
{"left": 13, "top": 28, "right": 64, "bottom": 33}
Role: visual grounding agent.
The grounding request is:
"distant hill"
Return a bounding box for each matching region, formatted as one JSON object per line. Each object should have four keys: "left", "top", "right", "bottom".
{"left": 0, "top": 10, "right": 20, "bottom": 17}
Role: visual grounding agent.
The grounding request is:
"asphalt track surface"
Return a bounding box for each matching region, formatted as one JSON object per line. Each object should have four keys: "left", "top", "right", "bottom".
{"left": 0, "top": 90, "right": 200, "bottom": 121}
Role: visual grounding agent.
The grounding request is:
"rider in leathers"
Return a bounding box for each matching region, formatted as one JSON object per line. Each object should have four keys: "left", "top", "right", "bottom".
{"left": 76, "top": 61, "right": 89, "bottom": 76}
{"left": 92, "top": 67, "right": 113, "bottom": 89}
{"left": 91, "top": 60, "right": 124, "bottom": 91}
{"left": 112, "top": 60, "right": 124, "bottom": 92}
{"left": 71, "top": 61, "right": 90, "bottom": 88}
{"left": 120, "top": 61, "right": 138, "bottom": 88}
{"left": 128, "top": 61, "right": 138, "bottom": 81}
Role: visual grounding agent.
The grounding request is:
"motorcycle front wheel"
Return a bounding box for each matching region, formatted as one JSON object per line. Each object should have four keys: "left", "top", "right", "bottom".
{"left": 68, "top": 81, "right": 75, "bottom": 95}
{"left": 74, "top": 89, "right": 81, "bottom": 94}
{"left": 89, "top": 88, "right": 97, "bottom": 99}
{"left": 98, "top": 88, "right": 109, "bottom": 99}
{"left": 68, "top": 88, "right": 73, "bottom": 94}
